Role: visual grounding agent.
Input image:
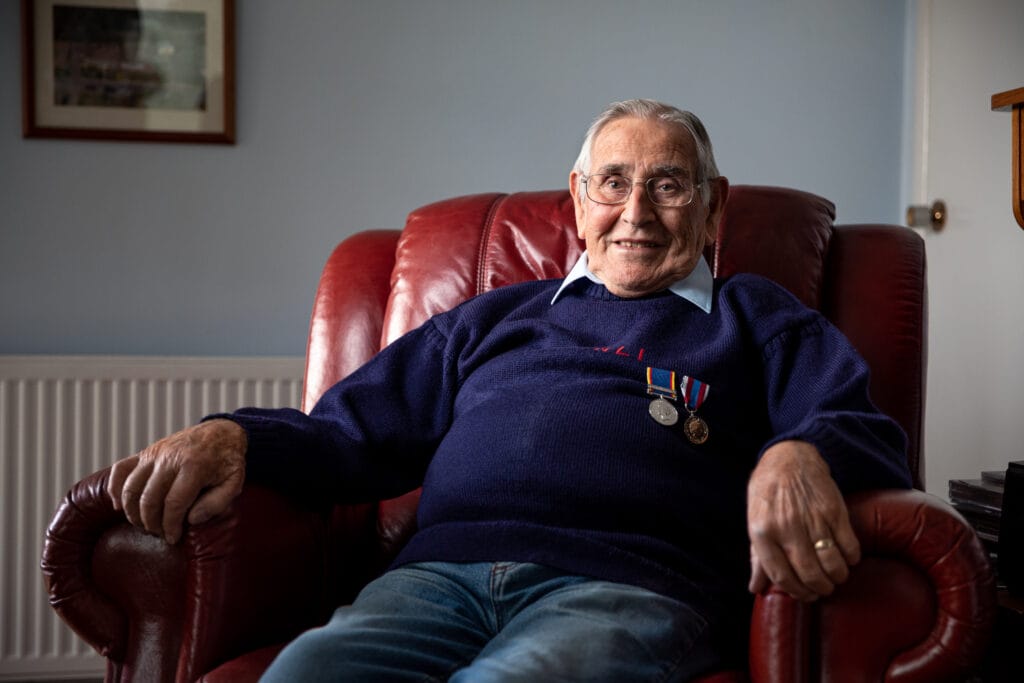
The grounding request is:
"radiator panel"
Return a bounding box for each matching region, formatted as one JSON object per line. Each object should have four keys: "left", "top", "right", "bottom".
{"left": 0, "top": 356, "right": 304, "bottom": 681}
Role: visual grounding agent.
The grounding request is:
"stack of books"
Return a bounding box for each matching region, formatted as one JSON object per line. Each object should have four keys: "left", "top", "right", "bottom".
{"left": 948, "top": 470, "right": 1004, "bottom": 571}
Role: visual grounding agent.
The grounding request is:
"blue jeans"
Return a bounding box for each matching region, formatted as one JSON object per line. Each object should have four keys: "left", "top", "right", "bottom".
{"left": 261, "top": 562, "right": 724, "bottom": 682}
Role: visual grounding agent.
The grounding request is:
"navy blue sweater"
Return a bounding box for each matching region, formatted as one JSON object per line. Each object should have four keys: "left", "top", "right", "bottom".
{"left": 228, "top": 274, "right": 911, "bottom": 620}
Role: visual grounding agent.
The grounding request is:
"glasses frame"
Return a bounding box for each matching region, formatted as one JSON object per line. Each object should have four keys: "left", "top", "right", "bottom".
{"left": 579, "top": 174, "right": 705, "bottom": 208}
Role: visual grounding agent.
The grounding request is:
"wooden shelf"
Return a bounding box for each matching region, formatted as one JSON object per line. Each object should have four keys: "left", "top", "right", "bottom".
{"left": 993, "top": 87, "right": 1024, "bottom": 112}
{"left": 992, "top": 88, "right": 1024, "bottom": 229}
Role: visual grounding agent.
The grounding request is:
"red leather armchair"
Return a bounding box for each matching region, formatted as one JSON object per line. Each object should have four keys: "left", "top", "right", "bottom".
{"left": 43, "top": 186, "right": 995, "bottom": 682}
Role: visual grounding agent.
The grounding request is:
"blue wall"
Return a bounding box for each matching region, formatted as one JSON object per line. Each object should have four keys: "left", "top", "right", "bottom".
{"left": 0, "top": 1, "right": 907, "bottom": 356}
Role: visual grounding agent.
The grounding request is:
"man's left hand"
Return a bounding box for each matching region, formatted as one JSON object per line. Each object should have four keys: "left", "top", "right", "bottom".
{"left": 746, "top": 440, "right": 860, "bottom": 601}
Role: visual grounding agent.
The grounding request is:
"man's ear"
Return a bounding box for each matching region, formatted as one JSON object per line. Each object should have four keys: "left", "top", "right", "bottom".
{"left": 703, "top": 176, "right": 730, "bottom": 244}
{"left": 569, "top": 171, "right": 587, "bottom": 239}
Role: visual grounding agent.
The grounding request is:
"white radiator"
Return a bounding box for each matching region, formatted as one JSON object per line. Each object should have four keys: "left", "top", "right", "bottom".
{"left": 0, "top": 356, "right": 305, "bottom": 682}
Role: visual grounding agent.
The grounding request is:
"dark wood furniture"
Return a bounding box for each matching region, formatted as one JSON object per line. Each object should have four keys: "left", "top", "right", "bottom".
{"left": 992, "top": 87, "right": 1024, "bottom": 229}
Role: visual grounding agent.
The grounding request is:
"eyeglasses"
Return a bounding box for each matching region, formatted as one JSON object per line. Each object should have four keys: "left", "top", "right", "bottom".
{"left": 580, "top": 173, "right": 703, "bottom": 207}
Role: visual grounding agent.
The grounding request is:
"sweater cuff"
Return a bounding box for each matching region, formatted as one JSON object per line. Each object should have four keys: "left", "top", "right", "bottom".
{"left": 201, "top": 412, "right": 298, "bottom": 480}
{"left": 758, "top": 422, "right": 911, "bottom": 493}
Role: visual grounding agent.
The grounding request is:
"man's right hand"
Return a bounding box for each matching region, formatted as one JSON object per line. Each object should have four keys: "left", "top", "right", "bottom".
{"left": 107, "top": 419, "right": 247, "bottom": 545}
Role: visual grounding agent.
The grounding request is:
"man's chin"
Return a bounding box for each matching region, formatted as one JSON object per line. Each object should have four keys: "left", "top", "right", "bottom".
{"left": 603, "top": 276, "right": 668, "bottom": 298}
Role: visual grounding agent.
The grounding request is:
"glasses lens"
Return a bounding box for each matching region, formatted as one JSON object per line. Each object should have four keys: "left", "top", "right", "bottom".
{"left": 587, "top": 174, "right": 630, "bottom": 204}
{"left": 586, "top": 174, "right": 694, "bottom": 206}
{"left": 646, "top": 177, "right": 693, "bottom": 206}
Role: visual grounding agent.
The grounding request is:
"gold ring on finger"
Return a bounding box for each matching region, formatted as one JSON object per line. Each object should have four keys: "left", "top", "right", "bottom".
{"left": 813, "top": 538, "right": 835, "bottom": 551}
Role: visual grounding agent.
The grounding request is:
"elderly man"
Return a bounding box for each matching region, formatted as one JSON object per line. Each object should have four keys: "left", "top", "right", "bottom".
{"left": 108, "top": 100, "right": 911, "bottom": 681}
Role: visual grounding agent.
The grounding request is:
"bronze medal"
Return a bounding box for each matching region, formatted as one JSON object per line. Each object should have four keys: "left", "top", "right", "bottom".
{"left": 683, "top": 414, "right": 709, "bottom": 444}
{"left": 680, "top": 375, "right": 711, "bottom": 444}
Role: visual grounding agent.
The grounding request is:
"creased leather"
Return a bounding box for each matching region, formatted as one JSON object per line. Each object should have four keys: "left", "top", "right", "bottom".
{"left": 751, "top": 490, "right": 995, "bottom": 683}
{"left": 40, "top": 187, "right": 993, "bottom": 683}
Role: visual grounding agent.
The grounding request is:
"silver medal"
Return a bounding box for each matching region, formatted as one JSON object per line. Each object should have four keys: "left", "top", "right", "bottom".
{"left": 649, "top": 397, "right": 679, "bottom": 426}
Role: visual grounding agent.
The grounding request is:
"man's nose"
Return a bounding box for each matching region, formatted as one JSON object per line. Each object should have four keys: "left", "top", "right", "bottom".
{"left": 621, "top": 181, "right": 656, "bottom": 225}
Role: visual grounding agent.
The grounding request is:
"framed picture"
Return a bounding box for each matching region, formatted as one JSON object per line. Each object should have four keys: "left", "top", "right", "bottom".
{"left": 21, "top": 0, "right": 235, "bottom": 144}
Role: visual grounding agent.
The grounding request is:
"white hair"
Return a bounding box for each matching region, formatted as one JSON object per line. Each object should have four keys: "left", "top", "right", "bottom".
{"left": 572, "top": 99, "right": 720, "bottom": 206}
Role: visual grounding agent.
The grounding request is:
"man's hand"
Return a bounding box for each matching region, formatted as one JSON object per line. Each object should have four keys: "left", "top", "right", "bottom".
{"left": 107, "top": 419, "right": 247, "bottom": 545}
{"left": 746, "top": 440, "right": 859, "bottom": 602}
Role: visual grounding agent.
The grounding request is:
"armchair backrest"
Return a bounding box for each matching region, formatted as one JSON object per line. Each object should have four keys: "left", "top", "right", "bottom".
{"left": 302, "top": 186, "right": 926, "bottom": 562}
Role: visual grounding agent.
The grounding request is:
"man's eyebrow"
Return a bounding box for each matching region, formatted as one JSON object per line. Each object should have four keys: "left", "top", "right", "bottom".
{"left": 593, "top": 163, "right": 693, "bottom": 177}
{"left": 653, "top": 165, "right": 691, "bottom": 178}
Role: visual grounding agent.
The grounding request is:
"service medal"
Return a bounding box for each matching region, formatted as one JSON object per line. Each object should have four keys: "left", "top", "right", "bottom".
{"left": 649, "top": 397, "right": 679, "bottom": 426}
{"left": 645, "top": 367, "right": 679, "bottom": 427}
{"left": 683, "top": 414, "right": 709, "bottom": 444}
{"left": 680, "top": 375, "right": 711, "bottom": 444}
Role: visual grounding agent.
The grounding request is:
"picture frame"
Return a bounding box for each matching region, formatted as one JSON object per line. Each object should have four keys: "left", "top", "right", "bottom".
{"left": 21, "top": 0, "right": 235, "bottom": 144}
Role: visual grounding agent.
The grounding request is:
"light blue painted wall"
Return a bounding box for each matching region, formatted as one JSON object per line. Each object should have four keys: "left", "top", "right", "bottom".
{"left": 0, "top": 0, "right": 907, "bottom": 356}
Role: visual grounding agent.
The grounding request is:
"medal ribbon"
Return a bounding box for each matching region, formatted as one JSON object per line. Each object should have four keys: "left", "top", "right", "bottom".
{"left": 645, "top": 367, "right": 677, "bottom": 400}
{"left": 680, "top": 376, "right": 709, "bottom": 412}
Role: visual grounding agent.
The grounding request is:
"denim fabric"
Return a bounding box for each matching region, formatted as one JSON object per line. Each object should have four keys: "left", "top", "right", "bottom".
{"left": 260, "top": 562, "right": 722, "bottom": 682}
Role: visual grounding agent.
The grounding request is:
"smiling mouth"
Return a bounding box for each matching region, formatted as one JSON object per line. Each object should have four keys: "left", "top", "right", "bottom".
{"left": 614, "top": 240, "right": 662, "bottom": 249}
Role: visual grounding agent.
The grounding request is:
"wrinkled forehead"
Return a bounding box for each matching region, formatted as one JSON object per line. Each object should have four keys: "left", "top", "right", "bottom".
{"left": 589, "top": 117, "right": 698, "bottom": 177}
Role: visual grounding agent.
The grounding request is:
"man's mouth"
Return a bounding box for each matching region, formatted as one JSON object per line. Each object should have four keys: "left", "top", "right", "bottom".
{"left": 614, "top": 240, "right": 661, "bottom": 249}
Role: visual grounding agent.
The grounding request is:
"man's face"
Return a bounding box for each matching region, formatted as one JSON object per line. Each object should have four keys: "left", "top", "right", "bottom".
{"left": 569, "top": 116, "right": 726, "bottom": 298}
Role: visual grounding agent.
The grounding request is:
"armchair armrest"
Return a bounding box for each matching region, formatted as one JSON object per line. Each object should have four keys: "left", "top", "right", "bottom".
{"left": 42, "top": 467, "right": 377, "bottom": 683}
{"left": 749, "top": 489, "right": 996, "bottom": 683}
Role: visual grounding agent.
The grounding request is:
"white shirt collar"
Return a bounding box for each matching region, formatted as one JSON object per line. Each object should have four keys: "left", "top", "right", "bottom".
{"left": 549, "top": 251, "right": 713, "bottom": 313}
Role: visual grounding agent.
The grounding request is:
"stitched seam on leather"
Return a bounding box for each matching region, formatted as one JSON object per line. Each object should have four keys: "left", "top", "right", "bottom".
{"left": 475, "top": 194, "right": 509, "bottom": 296}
